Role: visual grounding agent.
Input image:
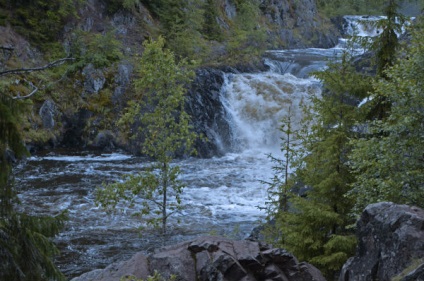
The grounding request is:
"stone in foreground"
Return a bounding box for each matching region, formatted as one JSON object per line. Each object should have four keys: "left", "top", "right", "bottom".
{"left": 339, "top": 202, "right": 424, "bottom": 281}
{"left": 72, "top": 236, "right": 326, "bottom": 281}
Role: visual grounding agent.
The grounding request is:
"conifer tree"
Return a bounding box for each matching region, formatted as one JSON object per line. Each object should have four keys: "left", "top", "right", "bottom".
{"left": 227, "top": 0, "right": 267, "bottom": 63}
{"left": 364, "top": 0, "right": 405, "bottom": 120}
{"left": 202, "top": 0, "right": 223, "bottom": 41}
{"left": 261, "top": 106, "right": 304, "bottom": 243}
{"left": 349, "top": 17, "right": 424, "bottom": 212}
{"left": 0, "top": 93, "right": 66, "bottom": 281}
{"left": 276, "top": 54, "right": 371, "bottom": 278}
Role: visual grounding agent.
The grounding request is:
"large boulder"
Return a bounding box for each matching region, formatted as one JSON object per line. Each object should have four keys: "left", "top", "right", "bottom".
{"left": 71, "top": 236, "right": 326, "bottom": 281}
{"left": 339, "top": 202, "right": 424, "bottom": 281}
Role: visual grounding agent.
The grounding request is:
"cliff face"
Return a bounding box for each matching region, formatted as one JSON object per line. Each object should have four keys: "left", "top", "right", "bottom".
{"left": 260, "top": 0, "right": 338, "bottom": 48}
{"left": 0, "top": 0, "right": 338, "bottom": 155}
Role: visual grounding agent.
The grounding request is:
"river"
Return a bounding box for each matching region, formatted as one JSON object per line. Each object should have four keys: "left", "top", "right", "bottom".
{"left": 14, "top": 15, "right": 380, "bottom": 278}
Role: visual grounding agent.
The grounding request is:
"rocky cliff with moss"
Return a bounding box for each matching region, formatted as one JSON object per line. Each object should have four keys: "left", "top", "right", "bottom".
{"left": 0, "top": 0, "right": 338, "bottom": 154}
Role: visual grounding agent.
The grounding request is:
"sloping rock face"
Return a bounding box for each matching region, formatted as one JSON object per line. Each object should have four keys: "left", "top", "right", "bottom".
{"left": 72, "top": 236, "right": 326, "bottom": 281}
{"left": 186, "top": 68, "right": 233, "bottom": 157}
{"left": 339, "top": 202, "right": 424, "bottom": 281}
{"left": 260, "top": 0, "right": 339, "bottom": 48}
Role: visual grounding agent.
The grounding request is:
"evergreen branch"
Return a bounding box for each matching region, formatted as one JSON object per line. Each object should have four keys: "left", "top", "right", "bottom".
{"left": 0, "top": 57, "right": 75, "bottom": 77}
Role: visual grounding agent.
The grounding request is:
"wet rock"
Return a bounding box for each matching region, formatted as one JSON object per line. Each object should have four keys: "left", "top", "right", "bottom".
{"left": 339, "top": 202, "right": 424, "bottom": 281}
{"left": 71, "top": 236, "right": 326, "bottom": 281}
{"left": 91, "top": 130, "right": 115, "bottom": 150}
{"left": 186, "top": 68, "right": 232, "bottom": 157}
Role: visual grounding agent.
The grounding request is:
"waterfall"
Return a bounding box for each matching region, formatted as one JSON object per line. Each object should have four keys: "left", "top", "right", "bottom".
{"left": 220, "top": 72, "right": 320, "bottom": 154}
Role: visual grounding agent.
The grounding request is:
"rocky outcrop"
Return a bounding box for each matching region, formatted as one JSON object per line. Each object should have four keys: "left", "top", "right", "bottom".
{"left": 71, "top": 236, "right": 326, "bottom": 281}
{"left": 339, "top": 202, "right": 424, "bottom": 281}
{"left": 186, "top": 68, "right": 232, "bottom": 157}
{"left": 82, "top": 63, "right": 106, "bottom": 95}
{"left": 39, "top": 99, "right": 59, "bottom": 130}
{"left": 260, "top": 0, "right": 339, "bottom": 48}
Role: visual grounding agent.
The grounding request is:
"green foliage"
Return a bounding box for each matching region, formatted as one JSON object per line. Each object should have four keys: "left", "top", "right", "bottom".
{"left": 202, "top": 0, "right": 223, "bottom": 41}
{"left": 0, "top": 92, "right": 66, "bottom": 280}
{"left": 96, "top": 37, "right": 197, "bottom": 234}
{"left": 143, "top": 0, "right": 207, "bottom": 61}
{"left": 270, "top": 7, "right": 423, "bottom": 277}
{"left": 280, "top": 197, "right": 357, "bottom": 277}
{"left": 69, "top": 30, "right": 123, "bottom": 70}
{"left": 267, "top": 53, "right": 370, "bottom": 277}
{"left": 348, "top": 17, "right": 424, "bottom": 212}
{"left": 0, "top": 0, "right": 80, "bottom": 49}
{"left": 227, "top": 0, "right": 267, "bottom": 64}
{"left": 0, "top": 94, "right": 28, "bottom": 216}
{"left": 261, "top": 105, "right": 307, "bottom": 246}
{"left": 0, "top": 212, "right": 67, "bottom": 281}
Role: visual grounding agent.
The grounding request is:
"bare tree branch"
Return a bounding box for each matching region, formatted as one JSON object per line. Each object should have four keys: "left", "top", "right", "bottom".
{"left": 0, "top": 57, "right": 75, "bottom": 77}
{"left": 12, "top": 80, "right": 38, "bottom": 100}
{"left": 0, "top": 46, "right": 14, "bottom": 52}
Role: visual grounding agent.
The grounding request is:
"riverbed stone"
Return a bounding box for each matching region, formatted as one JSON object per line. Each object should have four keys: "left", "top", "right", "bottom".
{"left": 71, "top": 236, "right": 327, "bottom": 281}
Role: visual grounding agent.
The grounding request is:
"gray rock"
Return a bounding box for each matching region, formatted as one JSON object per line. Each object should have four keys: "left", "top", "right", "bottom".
{"left": 260, "top": 0, "right": 339, "bottom": 48}
{"left": 82, "top": 63, "right": 106, "bottom": 95}
{"left": 339, "top": 202, "right": 424, "bottom": 281}
{"left": 71, "top": 252, "right": 149, "bottom": 281}
{"left": 92, "top": 130, "right": 115, "bottom": 150}
{"left": 186, "top": 68, "right": 232, "bottom": 157}
{"left": 112, "top": 63, "right": 133, "bottom": 107}
{"left": 72, "top": 236, "right": 327, "bottom": 281}
{"left": 39, "top": 99, "right": 58, "bottom": 129}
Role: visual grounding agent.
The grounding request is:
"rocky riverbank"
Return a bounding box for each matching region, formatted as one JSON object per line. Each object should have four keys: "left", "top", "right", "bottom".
{"left": 71, "top": 202, "right": 424, "bottom": 281}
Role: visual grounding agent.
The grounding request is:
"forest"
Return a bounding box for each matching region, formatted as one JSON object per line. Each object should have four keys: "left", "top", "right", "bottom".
{"left": 1, "top": 0, "right": 423, "bottom": 280}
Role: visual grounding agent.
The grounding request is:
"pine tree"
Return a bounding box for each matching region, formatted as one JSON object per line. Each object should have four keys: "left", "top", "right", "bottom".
{"left": 96, "top": 37, "right": 197, "bottom": 235}
{"left": 0, "top": 93, "right": 66, "bottom": 281}
{"left": 202, "top": 0, "right": 223, "bottom": 41}
{"left": 261, "top": 106, "right": 305, "bottom": 244}
{"left": 277, "top": 54, "right": 370, "bottom": 278}
{"left": 348, "top": 17, "right": 424, "bottom": 212}
{"left": 227, "top": 0, "right": 267, "bottom": 63}
{"left": 144, "top": 0, "right": 206, "bottom": 60}
{"left": 364, "top": 0, "right": 405, "bottom": 120}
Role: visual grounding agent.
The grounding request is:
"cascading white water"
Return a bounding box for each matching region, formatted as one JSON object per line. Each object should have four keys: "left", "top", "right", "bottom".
{"left": 220, "top": 72, "right": 320, "bottom": 154}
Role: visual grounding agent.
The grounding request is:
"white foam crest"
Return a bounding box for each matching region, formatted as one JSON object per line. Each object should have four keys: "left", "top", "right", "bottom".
{"left": 40, "top": 153, "right": 132, "bottom": 162}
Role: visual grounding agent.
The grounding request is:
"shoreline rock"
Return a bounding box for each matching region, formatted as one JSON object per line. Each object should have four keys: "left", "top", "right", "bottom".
{"left": 71, "top": 236, "right": 326, "bottom": 281}
{"left": 339, "top": 202, "right": 424, "bottom": 281}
